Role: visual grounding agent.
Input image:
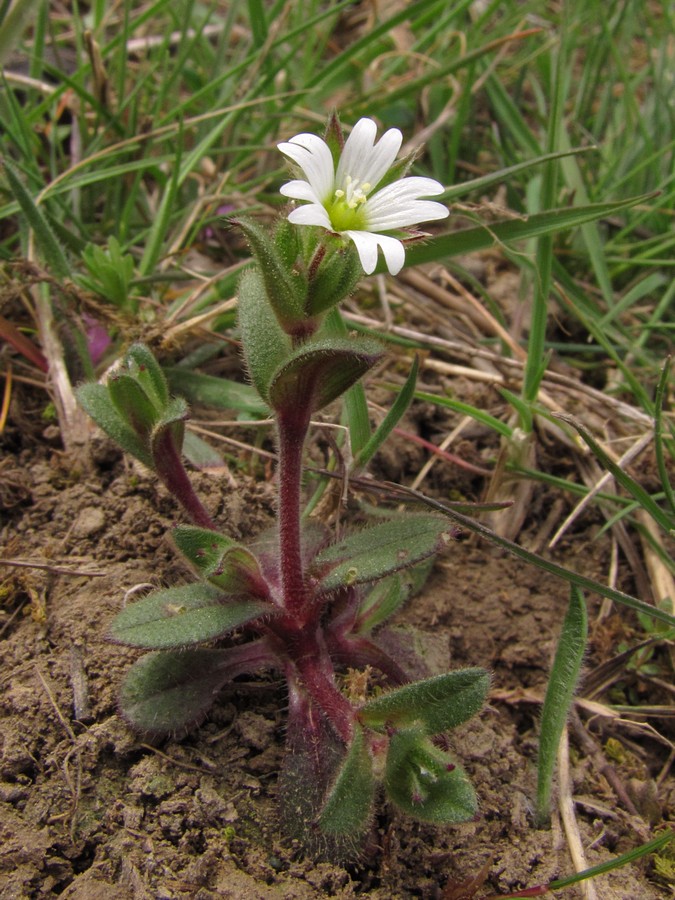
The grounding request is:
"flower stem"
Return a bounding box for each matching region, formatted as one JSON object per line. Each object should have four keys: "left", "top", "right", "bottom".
{"left": 277, "top": 408, "right": 312, "bottom": 618}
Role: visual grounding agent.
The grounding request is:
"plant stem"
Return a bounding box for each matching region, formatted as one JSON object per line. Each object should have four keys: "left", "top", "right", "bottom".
{"left": 277, "top": 407, "right": 312, "bottom": 617}
{"left": 153, "top": 430, "right": 215, "bottom": 529}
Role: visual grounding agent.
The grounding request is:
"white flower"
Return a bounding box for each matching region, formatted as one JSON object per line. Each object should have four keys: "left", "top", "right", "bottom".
{"left": 278, "top": 118, "right": 448, "bottom": 276}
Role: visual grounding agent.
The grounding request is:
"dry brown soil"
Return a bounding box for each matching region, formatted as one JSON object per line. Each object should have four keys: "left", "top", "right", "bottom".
{"left": 1, "top": 414, "right": 673, "bottom": 899}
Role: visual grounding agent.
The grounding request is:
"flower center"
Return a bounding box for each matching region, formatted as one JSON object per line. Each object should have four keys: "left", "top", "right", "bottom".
{"left": 326, "top": 175, "right": 370, "bottom": 232}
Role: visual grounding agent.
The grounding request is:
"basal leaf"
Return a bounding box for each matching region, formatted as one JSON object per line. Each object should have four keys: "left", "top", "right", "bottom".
{"left": 110, "top": 583, "right": 274, "bottom": 649}
{"left": 119, "top": 649, "right": 232, "bottom": 734}
{"left": 384, "top": 725, "right": 477, "bottom": 824}
{"left": 318, "top": 725, "right": 375, "bottom": 837}
{"left": 172, "top": 525, "right": 269, "bottom": 597}
{"left": 360, "top": 668, "right": 490, "bottom": 735}
{"left": 314, "top": 514, "right": 454, "bottom": 592}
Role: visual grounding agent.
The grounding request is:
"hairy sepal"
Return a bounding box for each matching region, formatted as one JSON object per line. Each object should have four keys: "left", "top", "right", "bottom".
{"left": 306, "top": 243, "right": 362, "bottom": 317}
{"left": 109, "top": 583, "right": 274, "bottom": 649}
{"left": 317, "top": 725, "right": 375, "bottom": 838}
{"left": 119, "top": 649, "right": 233, "bottom": 734}
{"left": 172, "top": 525, "right": 269, "bottom": 597}
{"left": 359, "top": 668, "right": 490, "bottom": 734}
{"left": 384, "top": 725, "right": 477, "bottom": 824}
{"left": 238, "top": 267, "right": 291, "bottom": 402}
{"left": 236, "top": 218, "right": 307, "bottom": 329}
{"left": 267, "top": 336, "right": 383, "bottom": 416}
{"left": 313, "top": 514, "right": 454, "bottom": 592}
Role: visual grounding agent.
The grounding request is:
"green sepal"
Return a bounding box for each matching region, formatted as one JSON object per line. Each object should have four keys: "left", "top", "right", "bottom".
{"left": 172, "top": 525, "right": 269, "bottom": 597}
{"left": 125, "top": 343, "right": 170, "bottom": 408}
{"left": 274, "top": 216, "right": 303, "bottom": 275}
{"left": 108, "top": 373, "right": 158, "bottom": 437}
{"left": 313, "top": 514, "right": 453, "bottom": 592}
{"left": 109, "top": 582, "right": 275, "bottom": 649}
{"left": 236, "top": 218, "right": 307, "bottom": 328}
{"left": 119, "top": 649, "right": 231, "bottom": 734}
{"left": 323, "top": 111, "right": 344, "bottom": 167}
{"left": 384, "top": 725, "right": 477, "bottom": 824}
{"left": 238, "top": 267, "right": 291, "bottom": 402}
{"left": 267, "top": 336, "right": 383, "bottom": 415}
{"left": 318, "top": 725, "right": 375, "bottom": 837}
{"left": 77, "top": 381, "right": 152, "bottom": 467}
{"left": 359, "top": 668, "right": 490, "bottom": 735}
{"left": 306, "top": 243, "right": 363, "bottom": 317}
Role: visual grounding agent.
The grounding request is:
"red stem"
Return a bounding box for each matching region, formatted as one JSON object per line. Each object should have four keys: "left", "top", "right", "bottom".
{"left": 276, "top": 408, "right": 311, "bottom": 617}
{"left": 153, "top": 429, "right": 216, "bottom": 529}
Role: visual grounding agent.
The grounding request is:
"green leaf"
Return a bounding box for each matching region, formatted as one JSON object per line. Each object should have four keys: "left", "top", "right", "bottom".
{"left": 238, "top": 267, "right": 291, "bottom": 402}
{"left": 165, "top": 367, "right": 269, "bottom": 417}
{"left": 172, "top": 525, "right": 268, "bottom": 596}
{"left": 108, "top": 373, "right": 158, "bottom": 437}
{"left": 3, "top": 159, "right": 71, "bottom": 279}
{"left": 150, "top": 396, "right": 189, "bottom": 462}
{"left": 314, "top": 514, "right": 453, "bottom": 592}
{"left": 77, "top": 381, "right": 152, "bottom": 467}
{"left": 399, "top": 193, "right": 659, "bottom": 271}
{"left": 268, "top": 337, "right": 383, "bottom": 416}
{"left": 384, "top": 725, "right": 477, "bottom": 824}
{"left": 536, "top": 585, "right": 587, "bottom": 826}
{"left": 360, "top": 669, "right": 490, "bottom": 735}
{"left": 392, "top": 484, "right": 675, "bottom": 628}
{"left": 355, "top": 558, "right": 434, "bottom": 633}
{"left": 110, "top": 583, "right": 274, "bottom": 649}
{"left": 125, "top": 343, "right": 170, "bottom": 409}
{"left": 119, "top": 649, "right": 231, "bottom": 734}
{"left": 318, "top": 725, "right": 375, "bottom": 837}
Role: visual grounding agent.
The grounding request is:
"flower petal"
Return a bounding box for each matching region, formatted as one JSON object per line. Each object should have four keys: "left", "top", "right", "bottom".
{"left": 278, "top": 133, "right": 335, "bottom": 202}
{"left": 344, "top": 230, "right": 405, "bottom": 276}
{"left": 288, "top": 204, "right": 332, "bottom": 229}
{"left": 364, "top": 177, "right": 448, "bottom": 229}
{"left": 336, "top": 118, "right": 402, "bottom": 190}
{"left": 279, "top": 180, "right": 322, "bottom": 202}
{"left": 366, "top": 199, "right": 449, "bottom": 231}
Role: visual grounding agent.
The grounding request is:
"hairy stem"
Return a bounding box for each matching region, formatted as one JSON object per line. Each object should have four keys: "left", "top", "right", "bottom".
{"left": 153, "top": 430, "right": 215, "bottom": 529}
{"left": 277, "top": 408, "right": 312, "bottom": 617}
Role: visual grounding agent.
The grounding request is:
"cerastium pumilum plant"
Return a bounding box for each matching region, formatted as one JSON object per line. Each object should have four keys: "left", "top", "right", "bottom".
{"left": 78, "top": 116, "right": 490, "bottom": 860}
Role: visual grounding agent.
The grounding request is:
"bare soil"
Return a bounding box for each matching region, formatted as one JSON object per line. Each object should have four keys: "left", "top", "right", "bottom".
{"left": 1, "top": 410, "right": 673, "bottom": 899}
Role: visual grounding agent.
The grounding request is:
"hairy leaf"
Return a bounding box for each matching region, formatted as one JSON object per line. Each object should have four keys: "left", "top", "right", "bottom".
{"left": 267, "top": 337, "right": 383, "bottom": 416}
{"left": 77, "top": 381, "right": 152, "bottom": 467}
{"left": 238, "top": 267, "right": 291, "bottom": 401}
{"left": 172, "top": 525, "right": 269, "bottom": 596}
{"left": 384, "top": 725, "right": 477, "bottom": 824}
{"left": 110, "top": 583, "right": 274, "bottom": 648}
{"left": 119, "top": 649, "right": 232, "bottom": 734}
{"left": 360, "top": 668, "right": 490, "bottom": 735}
{"left": 318, "top": 725, "right": 375, "bottom": 836}
{"left": 314, "top": 514, "right": 454, "bottom": 592}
